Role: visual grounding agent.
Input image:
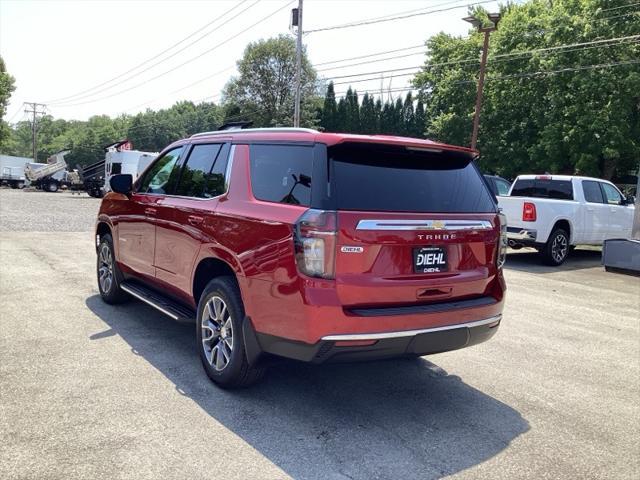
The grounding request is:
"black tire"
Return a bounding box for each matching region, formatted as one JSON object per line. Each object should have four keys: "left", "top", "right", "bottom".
{"left": 97, "top": 234, "right": 129, "bottom": 304}
{"left": 16, "top": 181, "right": 25, "bottom": 189}
{"left": 541, "top": 228, "right": 570, "bottom": 266}
{"left": 196, "top": 277, "right": 265, "bottom": 388}
{"left": 46, "top": 181, "right": 59, "bottom": 193}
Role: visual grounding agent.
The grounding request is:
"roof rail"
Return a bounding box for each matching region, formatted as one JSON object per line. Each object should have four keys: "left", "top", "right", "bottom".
{"left": 190, "top": 127, "right": 319, "bottom": 138}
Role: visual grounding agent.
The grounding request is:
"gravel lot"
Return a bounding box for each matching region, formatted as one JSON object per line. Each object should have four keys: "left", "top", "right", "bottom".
{"left": 0, "top": 187, "right": 100, "bottom": 231}
{"left": 1, "top": 188, "right": 639, "bottom": 480}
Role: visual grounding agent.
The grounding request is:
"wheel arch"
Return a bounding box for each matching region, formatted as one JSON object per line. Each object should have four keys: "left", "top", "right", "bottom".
{"left": 192, "top": 256, "right": 242, "bottom": 306}
{"left": 551, "top": 218, "right": 572, "bottom": 244}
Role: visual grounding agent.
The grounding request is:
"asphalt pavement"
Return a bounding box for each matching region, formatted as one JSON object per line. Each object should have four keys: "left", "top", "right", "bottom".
{"left": 0, "top": 188, "right": 638, "bottom": 480}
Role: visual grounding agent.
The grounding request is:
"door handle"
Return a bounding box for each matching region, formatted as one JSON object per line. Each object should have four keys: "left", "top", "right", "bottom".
{"left": 188, "top": 215, "right": 204, "bottom": 226}
{"left": 586, "top": 207, "right": 594, "bottom": 212}
{"left": 144, "top": 207, "right": 157, "bottom": 216}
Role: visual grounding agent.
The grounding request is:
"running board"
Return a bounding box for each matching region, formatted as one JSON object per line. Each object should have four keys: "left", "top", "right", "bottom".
{"left": 121, "top": 282, "right": 196, "bottom": 323}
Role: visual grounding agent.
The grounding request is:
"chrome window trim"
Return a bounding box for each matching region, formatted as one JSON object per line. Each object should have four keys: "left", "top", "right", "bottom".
{"left": 137, "top": 143, "right": 234, "bottom": 202}
{"left": 355, "top": 219, "right": 493, "bottom": 231}
{"left": 321, "top": 315, "right": 501, "bottom": 341}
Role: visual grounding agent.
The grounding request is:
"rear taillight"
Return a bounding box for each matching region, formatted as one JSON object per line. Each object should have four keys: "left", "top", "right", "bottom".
{"left": 522, "top": 202, "right": 536, "bottom": 222}
{"left": 497, "top": 212, "right": 507, "bottom": 269}
{"left": 294, "top": 209, "right": 337, "bottom": 279}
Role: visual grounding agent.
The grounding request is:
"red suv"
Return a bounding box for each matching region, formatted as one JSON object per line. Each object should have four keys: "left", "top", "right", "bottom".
{"left": 96, "top": 128, "right": 506, "bottom": 388}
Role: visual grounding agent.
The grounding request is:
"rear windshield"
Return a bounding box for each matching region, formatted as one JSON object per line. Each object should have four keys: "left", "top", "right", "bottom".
{"left": 329, "top": 143, "right": 496, "bottom": 213}
{"left": 510, "top": 178, "right": 574, "bottom": 200}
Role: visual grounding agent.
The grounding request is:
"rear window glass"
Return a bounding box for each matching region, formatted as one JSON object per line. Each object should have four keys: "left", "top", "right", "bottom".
{"left": 175, "top": 143, "right": 227, "bottom": 198}
{"left": 250, "top": 144, "right": 313, "bottom": 206}
{"left": 329, "top": 144, "right": 495, "bottom": 213}
{"left": 582, "top": 180, "right": 604, "bottom": 204}
{"left": 511, "top": 179, "right": 574, "bottom": 200}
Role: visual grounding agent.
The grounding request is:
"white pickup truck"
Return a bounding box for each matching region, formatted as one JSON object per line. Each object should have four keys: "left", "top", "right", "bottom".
{"left": 497, "top": 175, "right": 635, "bottom": 265}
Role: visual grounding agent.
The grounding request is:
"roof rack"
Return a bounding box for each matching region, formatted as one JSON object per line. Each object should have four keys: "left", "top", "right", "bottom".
{"left": 190, "top": 127, "right": 319, "bottom": 139}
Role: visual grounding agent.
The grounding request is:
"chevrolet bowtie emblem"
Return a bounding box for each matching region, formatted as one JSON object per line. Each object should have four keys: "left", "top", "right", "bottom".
{"left": 431, "top": 221, "right": 445, "bottom": 230}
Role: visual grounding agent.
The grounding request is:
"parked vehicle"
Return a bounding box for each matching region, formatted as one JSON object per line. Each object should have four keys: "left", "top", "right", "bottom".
{"left": 79, "top": 140, "right": 157, "bottom": 198}
{"left": 0, "top": 154, "right": 29, "bottom": 189}
{"left": 95, "top": 128, "right": 506, "bottom": 388}
{"left": 498, "top": 175, "right": 635, "bottom": 265}
{"left": 484, "top": 174, "right": 511, "bottom": 197}
{"left": 24, "top": 150, "right": 70, "bottom": 192}
{"left": 103, "top": 141, "right": 156, "bottom": 194}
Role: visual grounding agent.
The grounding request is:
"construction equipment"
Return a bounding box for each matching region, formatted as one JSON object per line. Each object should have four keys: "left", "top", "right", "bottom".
{"left": 24, "top": 150, "right": 70, "bottom": 192}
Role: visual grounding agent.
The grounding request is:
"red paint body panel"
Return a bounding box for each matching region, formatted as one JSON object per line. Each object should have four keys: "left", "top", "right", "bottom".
{"left": 96, "top": 130, "right": 504, "bottom": 352}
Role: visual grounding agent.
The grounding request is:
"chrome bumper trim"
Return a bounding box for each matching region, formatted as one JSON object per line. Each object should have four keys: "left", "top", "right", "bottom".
{"left": 356, "top": 219, "right": 493, "bottom": 231}
{"left": 321, "top": 314, "right": 502, "bottom": 341}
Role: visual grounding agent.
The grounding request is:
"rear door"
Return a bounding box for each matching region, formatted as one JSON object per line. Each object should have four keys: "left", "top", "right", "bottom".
{"left": 328, "top": 143, "right": 499, "bottom": 307}
{"left": 581, "top": 180, "right": 608, "bottom": 243}
{"left": 153, "top": 142, "right": 230, "bottom": 298}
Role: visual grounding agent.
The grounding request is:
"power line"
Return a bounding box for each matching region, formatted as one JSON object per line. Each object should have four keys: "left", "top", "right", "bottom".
{"left": 45, "top": 0, "right": 254, "bottom": 104}
{"left": 51, "top": 0, "right": 295, "bottom": 108}
{"left": 313, "top": 44, "right": 426, "bottom": 67}
{"left": 599, "top": 2, "right": 640, "bottom": 13}
{"left": 305, "top": 0, "right": 496, "bottom": 33}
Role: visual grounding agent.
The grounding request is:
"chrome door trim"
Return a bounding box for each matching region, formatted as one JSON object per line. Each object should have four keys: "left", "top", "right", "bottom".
{"left": 355, "top": 219, "right": 493, "bottom": 231}
{"left": 321, "top": 315, "right": 501, "bottom": 341}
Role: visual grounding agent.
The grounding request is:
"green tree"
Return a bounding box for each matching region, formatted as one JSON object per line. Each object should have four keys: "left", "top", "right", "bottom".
{"left": 360, "top": 93, "right": 377, "bottom": 134}
{"left": 413, "top": 0, "right": 640, "bottom": 179}
{"left": 321, "top": 82, "right": 338, "bottom": 131}
{"left": 0, "top": 56, "right": 17, "bottom": 148}
{"left": 222, "top": 35, "right": 320, "bottom": 127}
{"left": 414, "top": 97, "right": 426, "bottom": 137}
{"left": 401, "top": 92, "right": 415, "bottom": 136}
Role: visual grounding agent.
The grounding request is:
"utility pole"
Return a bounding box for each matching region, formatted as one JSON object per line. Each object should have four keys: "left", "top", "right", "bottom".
{"left": 463, "top": 13, "right": 500, "bottom": 151}
{"left": 24, "top": 102, "right": 47, "bottom": 162}
{"left": 293, "top": 0, "right": 304, "bottom": 127}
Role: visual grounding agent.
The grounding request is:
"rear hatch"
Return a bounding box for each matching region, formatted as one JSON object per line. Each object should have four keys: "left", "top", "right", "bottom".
{"left": 329, "top": 142, "right": 500, "bottom": 308}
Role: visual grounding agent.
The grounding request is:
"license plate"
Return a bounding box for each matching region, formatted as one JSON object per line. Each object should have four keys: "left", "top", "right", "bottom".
{"left": 413, "top": 246, "right": 448, "bottom": 273}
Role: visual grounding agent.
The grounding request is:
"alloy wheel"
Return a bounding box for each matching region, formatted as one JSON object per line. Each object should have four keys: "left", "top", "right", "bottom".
{"left": 98, "top": 244, "right": 114, "bottom": 293}
{"left": 201, "top": 296, "right": 234, "bottom": 371}
{"left": 551, "top": 234, "right": 568, "bottom": 263}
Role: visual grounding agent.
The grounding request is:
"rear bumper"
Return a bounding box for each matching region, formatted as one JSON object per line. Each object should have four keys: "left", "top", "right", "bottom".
{"left": 254, "top": 314, "right": 502, "bottom": 364}
{"left": 507, "top": 226, "right": 537, "bottom": 243}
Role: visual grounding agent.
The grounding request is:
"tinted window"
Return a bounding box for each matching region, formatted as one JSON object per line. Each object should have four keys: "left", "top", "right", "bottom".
{"left": 511, "top": 179, "right": 573, "bottom": 200}
{"left": 139, "top": 147, "right": 184, "bottom": 194}
{"left": 175, "top": 143, "right": 227, "bottom": 198}
{"left": 495, "top": 179, "right": 511, "bottom": 196}
{"left": 111, "top": 163, "right": 122, "bottom": 175}
{"left": 582, "top": 180, "right": 604, "bottom": 204}
{"left": 250, "top": 144, "right": 312, "bottom": 206}
{"left": 330, "top": 144, "right": 495, "bottom": 213}
{"left": 600, "top": 182, "right": 622, "bottom": 205}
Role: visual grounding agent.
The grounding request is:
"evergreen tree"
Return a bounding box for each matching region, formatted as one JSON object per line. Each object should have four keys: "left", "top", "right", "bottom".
{"left": 414, "top": 97, "right": 426, "bottom": 138}
{"left": 347, "top": 89, "right": 360, "bottom": 133}
{"left": 402, "top": 92, "right": 415, "bottom": 137}
{"left": 380, "top": 101, "right": 394, "bottom": 134}
{"left": 393, "top": 97, "right": 404, "bottom": 135}
{"left": 374, "top": 98, "right": 383, "bottom": 133}
{"left": 321, "top": 82, "right": 338, "bottom": 132}
{"left": 360, "top": 93, "right": 376, "bottom": 134}
{"left": 336, "top": 97, "right": 348, "bottom": 132}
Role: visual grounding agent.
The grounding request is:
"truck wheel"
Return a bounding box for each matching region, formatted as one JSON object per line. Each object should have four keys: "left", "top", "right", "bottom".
{"left": 97, "top": 234, "right": 129, "bottom": 304}
{"left": 196, "top": 277, "right": 265, "bottom": 388}
{"left": 541, "top": 228, "right": 570, "bottom": 266}
{"left": 46, "top": 181, "right": 59, "bottom": 193}
{"left": 16, "top": 181, "right": 25, "bottom": 189}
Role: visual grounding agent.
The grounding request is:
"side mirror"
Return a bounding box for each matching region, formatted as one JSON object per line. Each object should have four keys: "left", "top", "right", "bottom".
{"left": 624, "top": 195, "right": 635, "bottom": 205}
{"left": 110, "top": 174, "right": 133, "bottom": 195}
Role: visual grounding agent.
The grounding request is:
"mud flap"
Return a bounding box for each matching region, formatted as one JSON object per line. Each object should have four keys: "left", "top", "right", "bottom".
{"left": 242, "top": 316, "right": 263, "bottom": 366}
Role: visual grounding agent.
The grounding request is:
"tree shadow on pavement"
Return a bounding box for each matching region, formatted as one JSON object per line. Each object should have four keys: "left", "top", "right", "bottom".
{"left": 505, "top": 247, "right": 602, "bottom": 274}
{"left": 86, "top": 295, "right": 529, "bottom": 480}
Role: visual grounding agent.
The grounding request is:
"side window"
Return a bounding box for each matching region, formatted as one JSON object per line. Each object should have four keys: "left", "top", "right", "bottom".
{"left": 111, "top": 163, "right": 122, "bottom": 175}
{"left": 495, "top": 179, "right": 510, "bottom": 196}
{"left": 600, "top": 183, "right": 623, "bottom": 205}
{"left": 536, "top": 180, "right": 573, "bottom": 200}
{"left": 582, "top": 180, "right": 604, "bottom": 204}
{"left": 175, "top": 143, "right": 228, "bottom": 198}
{"left": 249, "top": 144, "right": 313, "bottom": 206}
{"left": 139, "top": 146, "right": 184, "bottom": 194}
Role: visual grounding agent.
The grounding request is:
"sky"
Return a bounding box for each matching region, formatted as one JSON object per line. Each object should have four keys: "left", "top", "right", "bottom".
{"left": 0, "top": 0, "right": 502, "bottom": 122}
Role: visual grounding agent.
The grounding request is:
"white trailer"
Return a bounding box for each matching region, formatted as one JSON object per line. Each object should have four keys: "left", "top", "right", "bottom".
{"left": 0, "top": 154, "right": 30, "bottom": 189}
